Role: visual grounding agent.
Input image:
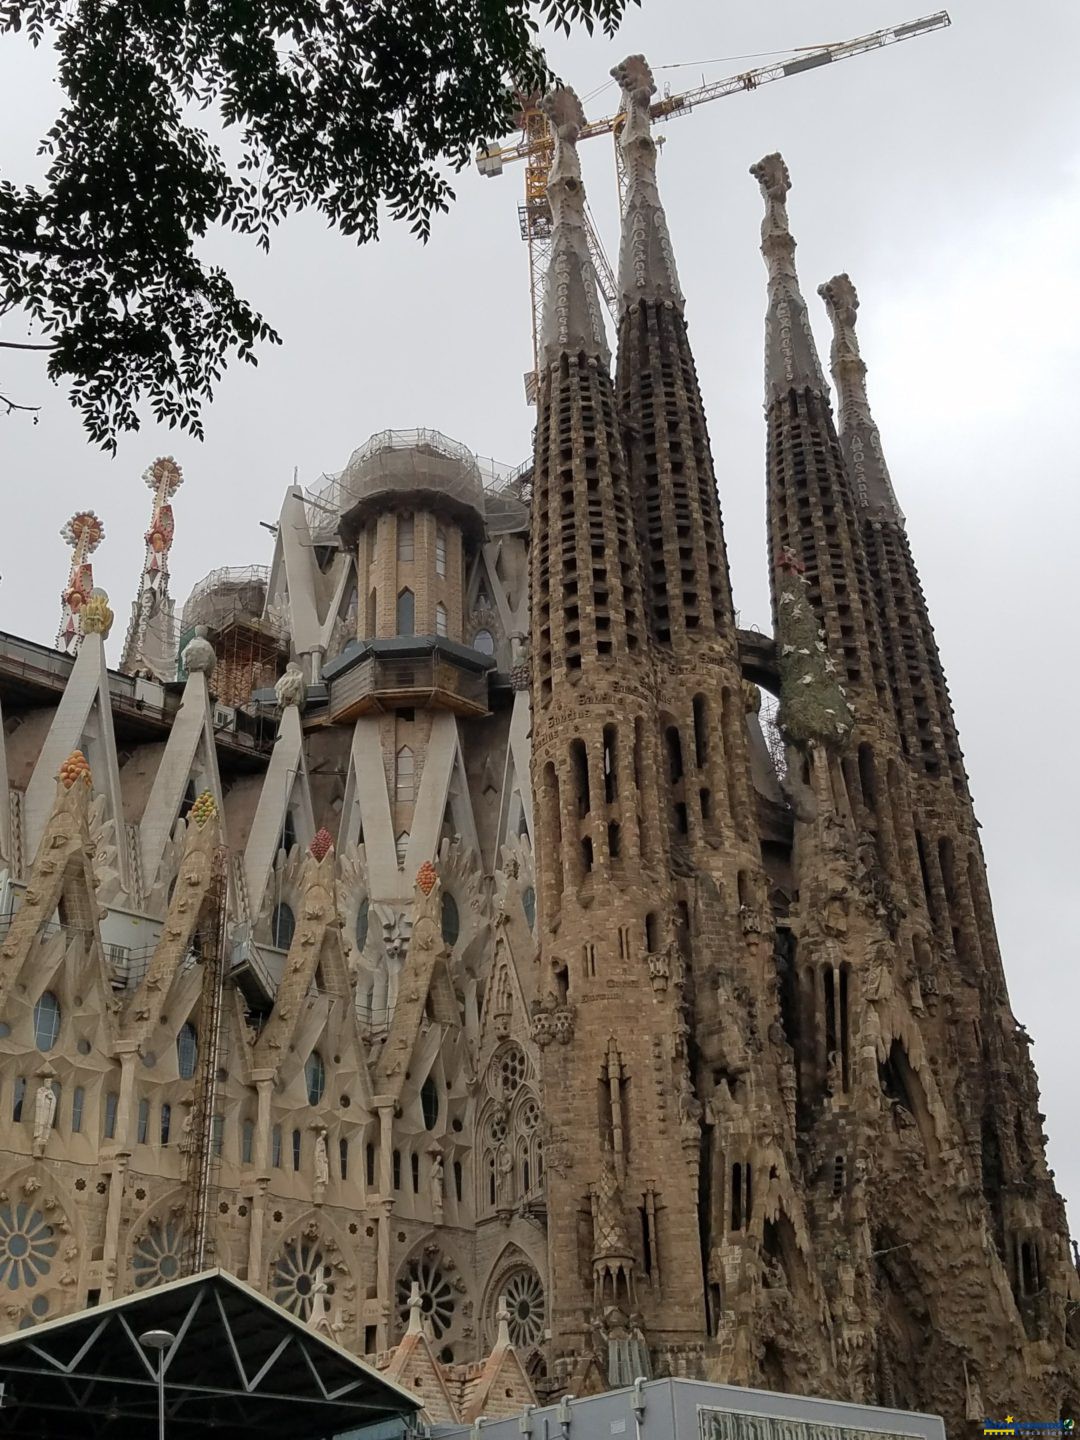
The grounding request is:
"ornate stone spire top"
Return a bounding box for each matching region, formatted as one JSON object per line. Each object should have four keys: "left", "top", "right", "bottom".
{"left": 612, "top": 55, "right": 683, "bottom": 314}
{"left": 538, "top": 87, "right": 610, "bottom": 369}
{"left": 818, "top": 274, "right": 905, "bottom": 526}
{"left": 750, "top": 153, "right": 827, "bottom": 402}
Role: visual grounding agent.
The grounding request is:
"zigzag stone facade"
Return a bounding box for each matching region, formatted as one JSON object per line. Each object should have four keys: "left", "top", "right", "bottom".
{"left": 0, "top": 59, "right": 1077, "bottom": 1431}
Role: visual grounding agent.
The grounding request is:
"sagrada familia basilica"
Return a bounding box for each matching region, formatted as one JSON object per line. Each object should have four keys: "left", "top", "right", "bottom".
{"left": 0, "top": 58, "right": 1076, "bottom": 1431}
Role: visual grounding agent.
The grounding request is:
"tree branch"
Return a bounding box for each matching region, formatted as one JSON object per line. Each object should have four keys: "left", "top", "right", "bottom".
{"left": 1, "top": 390, "right": 41, "bottom": 414}
{"left": 0, "top": 339, "right": 55, "bottom": 350}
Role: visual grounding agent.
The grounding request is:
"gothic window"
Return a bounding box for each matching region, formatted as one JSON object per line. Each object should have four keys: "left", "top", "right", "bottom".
{"left": 272, "top": 902, "right": 296, "bottom": 950}
{"left": 497, "top": 1045, "right": 526, "bottom": 1101}
{"left": 0, "top": 1204, "right": 57, "bottom": 1292}
{"left": 272, "top": 1126, "right": 282, "bottom": 1168}
{"left": 421, "top": 1077, "right": 440, "bottom": 1131}
{"left": 453, "top": 1160, "right": 463, "bottom": 1202}
{"left": 645, "top": 913, "right": 659, "bottom": 953}
{"left": 397, "top": 514, "right": 415, "bottom": 563}
{"left": 339, "top": 1138, "right": 349, "bottom": 1180}
{"left": 522, "top": 886, "right": 536, "bottom": 930}
{"left": 730, "top": 1162, "right": 752, "bottom": 1231}
{"left": 212, "top": 1115, "right": 225, "bottom": 1157}
{"left": 436, "top": 527, "right": 447, "bottom": 577}
{"left": 366, "top": 1142, "right": 376, "bottom": 1188}
{"left": 441, "top": 891, "right": 460, "bottom": 947}
{"left": 485, "top": 1151, "right": 496, "bottom": 1208}
{"left": 473, "top": 628, "right": 495, "bottom": 656}
{"left": 71, "top": 1086, "right": 84, "bottom": 1134}
{"left": 396, "top": 1255, "right": 455, "bottom": 1340}
{"left": 435, "top": 602, "right": 448, "bottom": 637}
{"left": 33, "top": 992, "right": 61, "bottom": 1052}
{"left": 104, "top": 1092, "right": 118, "bottom": 1139}
{"left": 241, "top": 1119, "right": 255, "bottom": 1164}
{"left": 397, "top": 588, "right": 415, "bottom": 636}
{"left": 271, "top": 1238, "right": 333, "bottom": 1321}
{"left": 692, "top": 694, "right": 709, "bottom": 768}
{"left": 137, "top": 1099, "right": 150, "bottom": 1145}
{"left": 280, "top": 809, "right": 298, "bottom": 856}
{"left": 292, "top": 1128, "right": 302, "bottom": 1171}
{"left": 498, "top": 1268, "right": 546, "bottom": 1350}
{"left": 305, "top": 1051, "right": 326, "bottom": 1106}
{"left": 11, "top": 1078, "right": 24, "bottom": 1123}
{"left": 395, "top": 746, "right": 415, "bottom": 804}
{"left": 133, "top": 1220, "right": 184, "bottom": 1289}
{"left": 160, "top": 1103, "right": 171, "bottom": 1145}
{"left": 602, "top": 725, "right": 618, "bottom": 802}
{"left": 177, "top": 1022, "right": 198, "bottom": 1079}
{"left": 393, "top": 1149, "right": 402, "bottom": 1189}
{"left": 411, "top": 1152, "right": 420, "bottom": 1192}
{"left": 395, "top": 831, "right": 410, "bottom": 868}
{"left": 355, "top": 897, "right": 369, "bottom": 952}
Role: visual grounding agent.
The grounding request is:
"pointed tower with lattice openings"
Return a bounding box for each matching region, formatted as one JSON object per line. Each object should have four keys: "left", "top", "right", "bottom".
{"left": 613, "top": 60, "right": 823, "bottom": 1368}
{"left": 528, "top": 84, "right": 705, "bottom": 1386}
{"left": 818, "top": 272, "right": 1080, "bottom": 1391}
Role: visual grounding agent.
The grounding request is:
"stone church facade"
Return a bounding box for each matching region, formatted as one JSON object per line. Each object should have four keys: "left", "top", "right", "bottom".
{"left": 0, "top": 59, "right": 1076, "bottom": 1431}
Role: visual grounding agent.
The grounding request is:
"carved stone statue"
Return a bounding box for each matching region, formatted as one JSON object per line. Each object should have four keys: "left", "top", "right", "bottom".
{"left": 32, "top": 1079, "right": 57, "bottom": 1155}
{"left": 275, "top": 661, "right": 306, "bottom": 710}
{"left": 313, "top": 1130, "right": 329, "bottom": 1189}
{"left": 430, "top": 1151, "right": 444, "bottom": 1214}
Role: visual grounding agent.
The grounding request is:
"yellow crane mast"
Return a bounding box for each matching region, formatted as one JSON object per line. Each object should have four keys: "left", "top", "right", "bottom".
{"left": 477, "top": 11, "right": 951, "bottom": 403}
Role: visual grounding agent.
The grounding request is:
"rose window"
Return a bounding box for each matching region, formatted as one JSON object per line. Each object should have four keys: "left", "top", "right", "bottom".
{"left": 270, "top": 1238, "right": 332, "bottom": 1322}
{"left": 488, "top": 1111, "right": 508, "bottom": 1145}
{"left": 0, "top": 1205, "right": 57, "bottom": 1291}
{"left": 396, "top": 1255, "right": 455, "bottom": 1340}
{"left": 132, "top": 1220, "right": 185, "bottom": 1289}
{"left": 498, "top": 1045, "right": 526, "bottom": 1098}
{"left": 520, "top": 1096, "right": 540, "bottom": 1132}
{"left": 499, "top": 1268, "right": 545, "bottom": 1350}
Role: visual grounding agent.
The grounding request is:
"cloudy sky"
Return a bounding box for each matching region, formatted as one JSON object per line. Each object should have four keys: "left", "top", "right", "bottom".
{"left": 2, "top": 1, "right": 1078, "bottom": 1218}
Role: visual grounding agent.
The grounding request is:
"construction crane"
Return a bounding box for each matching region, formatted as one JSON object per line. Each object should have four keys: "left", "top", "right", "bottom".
{"left": 476, "top": 11, "right": 951, "bottom": 403}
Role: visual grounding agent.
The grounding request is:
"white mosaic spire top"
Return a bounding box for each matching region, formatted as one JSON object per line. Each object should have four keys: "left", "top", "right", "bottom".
{"left": 612, "top": 54, "right": 684, "bottom": 314}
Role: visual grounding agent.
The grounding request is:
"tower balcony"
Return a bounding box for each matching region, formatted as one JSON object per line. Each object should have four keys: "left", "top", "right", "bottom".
{"left": 324, "top": 637, "right": 494, "bottom": 721}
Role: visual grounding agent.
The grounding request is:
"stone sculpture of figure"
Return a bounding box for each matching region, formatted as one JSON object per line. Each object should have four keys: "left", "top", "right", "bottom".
{"left": 430, "top": 1151, "right": 444, "bottom": 1214}
{"left": 178, "top": 1104, "right": 196, "bottom": 1155}
{"left": 32, "top": 1080, "right": 56, "bottom": 1155}
{"left": 314, "top": 1130, "right": 329, "bottom": 1189}
{"left": 497, "top": 1145, "right": 514, "bottom": 1205}
{"left": 275, "top": 661, "right": 306, "bottom": 710}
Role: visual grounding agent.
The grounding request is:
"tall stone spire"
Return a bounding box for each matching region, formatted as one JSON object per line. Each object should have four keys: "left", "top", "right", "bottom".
{"left": 120, "top": 455, "right": 182, "bottom": 680}
{"left": 613, "top": 55, "right": 683, "bottom": 313}
{"left": 818, "top": 276, "right": 903, "bottom": 525}
{"left": 752, "top": 153, "right": 884, "bottom": 709}
{"left": 538, "top": 87, "right": 610, "bottom": 371}
{"left": 751, "top": 153, "right": 828, "bottom": 403}
{"left": 529, "top": 82, "right": 704, "bottom": 1383}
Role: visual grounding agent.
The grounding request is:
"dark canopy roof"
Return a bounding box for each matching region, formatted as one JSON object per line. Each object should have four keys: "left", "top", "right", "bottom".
{"left": 0, "top": 1269, "right": 419, "bottom": 1439}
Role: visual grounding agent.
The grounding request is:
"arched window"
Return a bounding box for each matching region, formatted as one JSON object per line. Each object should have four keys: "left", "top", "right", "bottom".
{"left": 104, "top": 1092, "right": 119, "bottom": 1140}
{"left": 33, "top": 992, "right": 61, "bottom": 1051}
{"left": 12, "top": 1077, "right": 25, "bottom": 1123}
{"left": 522, "top": 886, "right": 536, "bottom": 930}
{"left": 397, "top": 514, "right": 415, "bottom": 563}
{"left": 160, "top": 1103, "right": 172, "bottom": 1146}
{"left": 241, "top": 1119, "right": 255, "bottom": 1164}
{"left": 411, "top": 1151, "right": 420, "bottom": 1192}
{"left": 435, "top": 527, "right": 447, "bottom": 577}
{"left": 212, "top": 1115, "right": 225, "bottom": 1157}
{"left": 137, "top": 1098, "right": 150, "bottom": 1144}
{"left": 339, "top": 1138, "right": 349, "bottom": 1181}
{"left": 366, "top": 587, "right": 377, "bottom": 637}
{"left": 435, "top": 602, "right": 448, "bottom": 637}
{"left": 272, "top": 1125, "right": 282, "bottom": 1168}
{"left": 292, "top": 1128, "right": 302, "bottom": 1171}
{"left": 305, "top": 1051, "right": 326, "bottom": 1106}
{"left": 355, "top": 898, "right": 369, "bottom": 952}
{"left": 397, "top": 588, "right": 415, "bottom": 636}
{"left": 177, "top": 1022, "right": 198, "bottom": 1080}
{"left": 421, "top": 1076, "right": 440, "bottom": 1131}
{"left": 395, "top": 746, "right": 415, "bottom": 804}
{"left": 392, "top": 1149, "right": 402, "bottom": 1189}
{"left": 71, "top": 1086, "right": 85, "bottom": 1134}
{"left": 454, "top": 1160, "right": 463, "bottom": 1203}
{"left": 441, "top": 891, "right": 460, "bottom": 947}
{"left": 472, "top": 628, "right": 495, "bottom": 656}
{"left": 395, "top": 831, "right": 410, "bottom": 867}
{"left": 271, "top": 902, "right": 296, "bottom": 950}
{"left": 366, "top": 1142, "right": 376, "bottom": 1188}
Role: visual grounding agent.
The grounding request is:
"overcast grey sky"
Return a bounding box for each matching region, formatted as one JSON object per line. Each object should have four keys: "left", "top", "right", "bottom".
{"left": 2, "top": 0, "right": 1078, "bottom": 1220}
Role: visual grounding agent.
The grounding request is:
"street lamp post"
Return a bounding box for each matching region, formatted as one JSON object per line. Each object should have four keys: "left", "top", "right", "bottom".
{"left": 138, "top": 1329, "right": 175, "bottom": 1440}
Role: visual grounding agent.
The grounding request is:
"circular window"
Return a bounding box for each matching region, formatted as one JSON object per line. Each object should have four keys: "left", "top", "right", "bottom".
{"left": 271, "top": 1238, "right": 331, "bottom": 1321}
{"left": 499, "top": 1269, "right": 546, "bottom": 1349}
{"left": 488, "top": 1111, "right": 508, "bottom": 1145}
{"left": 441, "top": 892, "right": 460, "bottom": 948}
{"left": 522, "top": 886, "right": 536, "bottom": 930}
{"left": 305, "top": 1051, "right": 326, "bottom": 1106}
{"left": 396, "top": 1256, "right": 456, "bottom": 1340}
{"left": 520, "top": 1096, "right": 541, "bottom": 1132}
{"left": 499, "top": 1045, "right": 526, "bottom": 1098}
{"left": 33, "top": 993, "right": 61, "bottom": 1052}
{"left": 0, "top": 1204, "right": 57, "bottom": 1290}
{"left": 271, "top": 902, "right": 296, "bottom": 950}
{"left": 472, "top": 629, "right": 495, "bottom": 656}
{"left": 177, "top": 1022, "right": 198, "bottom": 1080}
{"left": 76, "top": 1038, "right": 91, "bottom": 1056}
{"left": 132, "top": 1220, "right": 185, "bottom": 1290}
{"left": 355, "top": 898, "right": 369, "bottom": 952}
